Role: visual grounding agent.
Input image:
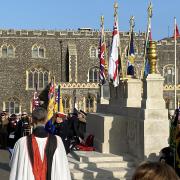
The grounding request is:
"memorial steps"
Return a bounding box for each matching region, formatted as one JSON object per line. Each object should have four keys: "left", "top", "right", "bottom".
{"left": 68, "top": 151, "right": 136, "bottom": 180}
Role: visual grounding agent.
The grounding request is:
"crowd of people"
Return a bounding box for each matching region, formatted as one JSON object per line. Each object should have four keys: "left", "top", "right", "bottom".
{"left": 1, "top": 107, "right": 180, "bottom": 179}
{"left": 0, "top": 108, "right": 87, "bottom": 155}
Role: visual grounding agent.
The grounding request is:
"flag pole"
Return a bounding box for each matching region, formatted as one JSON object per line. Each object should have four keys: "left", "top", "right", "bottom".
{"left": 175, "top": 17, "right": 177, "bottom": 110}
{"left": 141, "top": 2, "right": 152, "bottom": 79}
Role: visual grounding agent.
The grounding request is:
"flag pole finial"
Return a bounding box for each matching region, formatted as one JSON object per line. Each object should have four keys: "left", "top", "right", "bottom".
{"left": 101, "top": 15, "right": 104, "bottom": 28}
{"left": 148, "top": 2, "right": 153, "bottom": 19}
{"left": 114, "top": 1, "right": 118, "bottom": 18}
{"left": 129, "top": 16, "right": 135, "bottom": 31}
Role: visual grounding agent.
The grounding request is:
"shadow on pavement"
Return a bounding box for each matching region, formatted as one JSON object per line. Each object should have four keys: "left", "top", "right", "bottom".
{"left": 0, "top": 162, "right": 10, "bottom": 171}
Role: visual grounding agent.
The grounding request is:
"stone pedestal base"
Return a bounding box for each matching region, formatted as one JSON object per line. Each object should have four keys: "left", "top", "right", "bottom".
{"left": 122, "top": 78, "right": 142, "bottom": 107}
{"left": 141, "top": 74, "right": 165, "bottom": 109}
{"left": 100, "top": 82, "right": 110, "bottom": 104}
{"left": 87, "top": 113, "right": 128, "bottom": 155}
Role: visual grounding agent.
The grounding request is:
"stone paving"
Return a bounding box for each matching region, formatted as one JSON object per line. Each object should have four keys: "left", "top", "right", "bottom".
{"left": 0, "top": 149, "right": 10, "bottom": 180}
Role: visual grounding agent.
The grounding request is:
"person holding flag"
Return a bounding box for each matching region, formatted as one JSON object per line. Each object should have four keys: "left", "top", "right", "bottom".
{"left": 108, "top": 1, "right": 120, "bottom": 87}
{"left": 127, "top": 16, "right": 135, "bottom": 76}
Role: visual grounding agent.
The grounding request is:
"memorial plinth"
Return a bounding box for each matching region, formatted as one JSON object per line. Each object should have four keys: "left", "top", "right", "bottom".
{"left": 87, "top": 41, "right": 169, "bottom": 163}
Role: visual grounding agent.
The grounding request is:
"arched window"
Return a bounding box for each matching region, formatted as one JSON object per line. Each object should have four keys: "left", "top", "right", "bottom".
{"left": 62, "top": 96, "right": 70, "bottom": 114}
{"left": 90, "top": 46, "right": 98, "bottom": 58}
{"left": 86, "top": 94, "right": 95, "bottom": 113}
{"left": 88, "top": 67, "right": 99, "bottom": 82}
{"left": 163, "top": 65, "right": 175, "bottom": 85}
{"left": 32, "top": 45, "right": 45, "bottom": 58}
{"left": 32, "top": 45, "right": 38, "bottom": 58}
{"left": 27, "top": 68, "right": 49, "bottom": 89}
{"left": 4, "top": 97, "right": 20, "bottom": 114}
{"left": 8, "top": 45, "right": 14, "bottom": 57}
{"left": 1, "top": 45, "right": 15, "bottom": 58}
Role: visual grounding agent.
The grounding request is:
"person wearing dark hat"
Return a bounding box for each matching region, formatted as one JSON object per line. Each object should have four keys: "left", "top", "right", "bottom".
{"left": 7, "top": 114, "right": 18, "bottom": 150}
{"left": 0, "top": 112, "right": 9, "bottom": 148}
{"left": 54, "top": 112, "right": 70, "bottom": 154}
{"left": 9, "top": 107, "right": 71, "bottom": 180}
{"left": 175, "top": 108, "right": 180, "bottom": 177}
{"left": 14, "top": 112, "right": 31, "bottom": 142}
{"left": 68, "top": 109, "right": 86, "bottom": 150}
{"left": 77, "top": 110, "right": 87, "bottom": 140}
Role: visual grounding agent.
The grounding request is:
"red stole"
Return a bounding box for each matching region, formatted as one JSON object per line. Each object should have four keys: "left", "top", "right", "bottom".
{"left": 31, "top": 135, "right": 48, "bottom": 180}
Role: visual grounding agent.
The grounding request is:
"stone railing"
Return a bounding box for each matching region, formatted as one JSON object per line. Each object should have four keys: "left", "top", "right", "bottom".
{"left": 60, "top": 82, "right": 99, "bottom": 89}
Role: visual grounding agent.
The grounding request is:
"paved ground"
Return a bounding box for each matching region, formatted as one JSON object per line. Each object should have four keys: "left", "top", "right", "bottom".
{"left": 0, "top": 149, "right": 10, "bottom": 180}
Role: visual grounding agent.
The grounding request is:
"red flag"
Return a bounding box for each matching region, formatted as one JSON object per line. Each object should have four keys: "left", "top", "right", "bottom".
{"left": 173, "top": 25, "right": 180, "bottom": 39}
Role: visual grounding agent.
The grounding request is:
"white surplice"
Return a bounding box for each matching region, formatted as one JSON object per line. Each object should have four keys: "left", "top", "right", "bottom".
{"left": 9, "top": 136, "right": 71, "bottom": 180}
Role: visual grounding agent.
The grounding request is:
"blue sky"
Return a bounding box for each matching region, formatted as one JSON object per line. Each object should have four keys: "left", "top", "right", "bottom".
{"left": 0, "top": 0, "right": 179, "bottom": 40}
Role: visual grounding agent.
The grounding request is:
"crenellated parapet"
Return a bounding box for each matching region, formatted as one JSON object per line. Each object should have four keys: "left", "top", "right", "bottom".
{"left": 157, "top": 38, "right": 180, "bottom": 46}
{"left": 0, "top": 28, "right": 146, "bottom": 39}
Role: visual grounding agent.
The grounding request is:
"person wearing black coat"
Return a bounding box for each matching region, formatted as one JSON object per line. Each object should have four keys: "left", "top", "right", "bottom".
{"left": 7, "top": 114, "right": 18, "bottom": 149}
{"left": 14, "top": 113, "right": 31, "bottom": 142}
{"left": 54, "top": 113, "right": 70, "bottom": 154}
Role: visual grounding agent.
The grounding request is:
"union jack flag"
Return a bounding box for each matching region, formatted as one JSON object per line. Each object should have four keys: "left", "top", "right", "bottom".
{"left": 99, "top": 18, "right": 107, "bottom": 85}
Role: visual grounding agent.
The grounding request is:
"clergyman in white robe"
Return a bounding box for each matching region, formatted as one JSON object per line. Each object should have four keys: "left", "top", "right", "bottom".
{"left": 9, "top": 135, "right": 71, "bottom": 180}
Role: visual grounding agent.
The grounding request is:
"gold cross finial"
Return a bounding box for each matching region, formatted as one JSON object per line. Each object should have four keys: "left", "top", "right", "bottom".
{"left": 148, "top": 2, "right": 153, "bottom": 18}
{"left": 114, "top": 1, "right": 118, "bottom": 18}
{"left": 130, "top": 16, "right": 135, "bottom": 30}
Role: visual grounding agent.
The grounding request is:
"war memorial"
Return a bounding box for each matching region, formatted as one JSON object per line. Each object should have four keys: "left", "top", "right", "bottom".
{"left": 0, "top": 1, "right": 180, "bottom": 180}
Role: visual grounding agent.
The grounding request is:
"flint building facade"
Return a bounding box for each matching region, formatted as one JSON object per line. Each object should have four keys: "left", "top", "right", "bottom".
{"left": 0, "top": 28, "right": 178, "bottom": 114}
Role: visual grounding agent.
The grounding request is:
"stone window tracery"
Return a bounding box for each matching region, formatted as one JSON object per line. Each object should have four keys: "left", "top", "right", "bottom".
{"left": 1, "top": 44, "right": 15, "bottom": 58}
{"left": 4, "top": 97, "right": 20, "bottom": 114}
{"left": 27, "top": 68, "right": 49, "bottom": 89}
{"left": 90, "top": 46, "right": 98, "bottom": 58}
{"left": 86, "top": 94, "right": 95, "bottom": 113}
{"left": 32, "top": 45, "right": 45, "bottom": 58}
{"left": 88, "top": 67, "right": 99, "bottom": 82}
{"left": 163, "top": 65, "right": 175, "bottom": 85}
{"left": 62, "top": 95, "right": 70, "bottom": 114}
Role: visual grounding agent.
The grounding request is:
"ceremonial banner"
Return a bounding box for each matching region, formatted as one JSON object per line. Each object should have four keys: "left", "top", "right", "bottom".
{"left": 99, "top": 16, "right": 107, "bottom": 85}
{"left": 54, "top": 84, "right": 64, "bottom": 113}
{"left": 108, "top": 14, "right": 120, "bottom": 87}
{"left": 144, "top": 25, "right": 152, "bottom": 77}
{"left": 127, "top": 30, "right": 135, "bottom": 76}
{"left": 47, "top": 79, "right": 55, "bottom": 120}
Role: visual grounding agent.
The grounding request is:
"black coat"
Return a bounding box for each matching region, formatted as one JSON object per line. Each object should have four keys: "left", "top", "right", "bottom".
{"left": 68, "top": 115, "right": 80, "bottom": 138}
{"left": 54, "top": 120, "right": 70, "bottom": 154}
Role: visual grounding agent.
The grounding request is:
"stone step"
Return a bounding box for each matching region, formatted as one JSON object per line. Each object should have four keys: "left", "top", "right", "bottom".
{"left": 69, "top": 161, "right": 135, "bottom": 169}
{"left": 71, "top": 151, "right": 133, "bottom": 163}
{"left": 70, "top": 167, "right": 134, "bottom": 179}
